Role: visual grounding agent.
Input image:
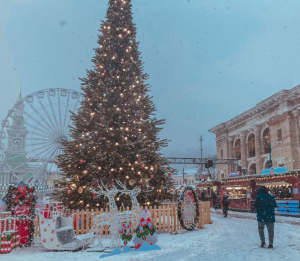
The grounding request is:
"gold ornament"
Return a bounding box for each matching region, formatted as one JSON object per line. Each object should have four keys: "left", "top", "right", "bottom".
{"left": 78, "top": 187, "right": 83, "bottom": 193}
{"left": 129, "top": 179, "right": 135, "bottom": 186}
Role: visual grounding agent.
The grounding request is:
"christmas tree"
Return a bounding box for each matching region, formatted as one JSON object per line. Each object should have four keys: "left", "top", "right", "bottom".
{"left": 52, "top": 0, "right": 174, "bottom": 209}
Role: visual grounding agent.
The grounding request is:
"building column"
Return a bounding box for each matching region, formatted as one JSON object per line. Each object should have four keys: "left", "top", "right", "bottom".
{"left": 240, "top": 132, "right": 247, "bottom": 169}
{"left": 227, "top": 137, "right": 233, "bottom": 158}
{"left": 255, "top": 126, "right": 263, "bottom": 174}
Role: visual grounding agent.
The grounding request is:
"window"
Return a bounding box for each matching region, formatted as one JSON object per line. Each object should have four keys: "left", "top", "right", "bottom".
{"left": 189, "top": 180, "right": 191, "bottom": 184}
{"left": 179, "top": 181, "right": 181, "bottom": 185}
{"left": 221, "top": 149, "right": 223, "bottom": 158}
{"left": 277, "top": 129, "right": 282, "bottom": 141}
{"left": 221, "top": 173, "right": 225, "bottom": 179}
{"left": 192, "top": 180, "right": 194, "bottom": 184}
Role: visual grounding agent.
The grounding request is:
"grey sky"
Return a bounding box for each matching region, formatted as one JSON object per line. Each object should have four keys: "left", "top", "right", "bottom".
{"left": 1, "top": 0, "right": 300, "bottom": 159}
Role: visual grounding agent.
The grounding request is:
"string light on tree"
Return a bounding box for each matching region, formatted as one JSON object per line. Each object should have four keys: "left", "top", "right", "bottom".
{"left": 52, "top": 0, "right": 174, "bottom": 209}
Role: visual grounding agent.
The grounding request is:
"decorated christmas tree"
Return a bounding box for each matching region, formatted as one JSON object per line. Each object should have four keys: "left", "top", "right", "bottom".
{"left": 52, "top": 0, "right": 173, "bottom": 209}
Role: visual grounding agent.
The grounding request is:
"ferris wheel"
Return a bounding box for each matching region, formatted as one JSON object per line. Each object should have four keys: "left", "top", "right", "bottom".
{"left": 0, "top": 88, "right": 83, "bottom": 185}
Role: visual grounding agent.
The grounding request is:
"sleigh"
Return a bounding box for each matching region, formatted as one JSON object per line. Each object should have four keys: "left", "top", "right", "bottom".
{"left": 39, "top": 202, "right": 94, "bottom": 251}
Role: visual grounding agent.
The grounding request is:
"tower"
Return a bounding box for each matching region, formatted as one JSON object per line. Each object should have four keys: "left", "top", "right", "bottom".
{"left": 4, "top": 92, "right": 29, "bottom": 183}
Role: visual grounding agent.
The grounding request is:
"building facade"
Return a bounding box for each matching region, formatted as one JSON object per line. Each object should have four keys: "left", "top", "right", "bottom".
{"left": 209, "top": 85, "right": 300, "bottom": 180}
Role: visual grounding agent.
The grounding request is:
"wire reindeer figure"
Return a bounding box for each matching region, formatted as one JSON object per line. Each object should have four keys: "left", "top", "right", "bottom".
{"left": 91, "top": 180, "right": 141, "bottom": 249}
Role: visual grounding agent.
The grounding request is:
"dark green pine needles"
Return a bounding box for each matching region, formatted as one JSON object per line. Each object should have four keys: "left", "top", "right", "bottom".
{"left": 52, "top": 0, "right": 174, "bottom": 210}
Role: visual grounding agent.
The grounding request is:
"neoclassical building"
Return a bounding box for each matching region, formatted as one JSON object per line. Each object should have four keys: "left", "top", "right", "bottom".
{"left": 209, "top": 85, "right": 300, "bottom": 180}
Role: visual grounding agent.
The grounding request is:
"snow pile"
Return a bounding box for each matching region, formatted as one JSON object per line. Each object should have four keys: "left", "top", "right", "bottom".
{"left": 2, "top": 214, "right": 300, "bottom": 260}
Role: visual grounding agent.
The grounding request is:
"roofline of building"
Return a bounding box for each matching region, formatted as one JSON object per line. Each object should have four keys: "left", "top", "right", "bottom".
{"left": 208, "top": 84, "right": 300, "bottom": 134}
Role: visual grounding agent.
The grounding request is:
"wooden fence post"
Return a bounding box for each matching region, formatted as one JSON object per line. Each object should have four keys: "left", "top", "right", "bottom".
{"left": 76, "top": 210, "right": 80, "bottom": 235}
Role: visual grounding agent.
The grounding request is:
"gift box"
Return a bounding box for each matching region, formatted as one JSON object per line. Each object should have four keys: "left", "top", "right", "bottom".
{"left": 0, "top": 217, "right": 16, "bottom": 233}
{"left": 0, "top": 240, "right": 12, "bottom": 254}
{"left": 40, "top": 209, "right": 52, "bottom": 219}
{"left": 0, "top": 212, "right": 11, "bottom": 219}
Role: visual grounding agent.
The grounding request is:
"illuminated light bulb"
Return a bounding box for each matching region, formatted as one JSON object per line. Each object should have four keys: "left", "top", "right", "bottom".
{"left": 83, "top": 170, "right": 87, "bottom": 174}
{"left": 117, "top": 197, "right": 120, "bottom": 201}
{"left": 111, "top": 168, "right": 114, "bottom": 172}
{"left": 138, "top": 171, "right": 141, "bottom": 175}
{"left": 120, "top": 167, "right": 123, "bottom": 170}
{"left": 131, "top": 168, "right": 134, "bottom": 170}
{"left": 126, "top": 128, "right": 129, "bottom": 131}
{"left": 145, "top": 167, "right": 148, "bottom": 169}
{"left": 119, "top": 34, "right": 122, "bottom": 38}
{"left": 96, "top": 203, "right": 99, "bottom": 206}
{"left": 98, "top": 167, "right": 101, "bottom": 170}
{"left": 138, "top": 129, "right": 141, "bottom": 131}
{"left": 108, "top": 26, "right": 110, "bottom": 29}
{"left": 83, "top": 186, "right": 86, "bottom": 188}
{"left": 129, "top": 163, "right": 131, "bottom": 166}
{"left": 147, "top": 202, "right": 150, "bottom": 205}
{"left": 126, "top": 176, "right": 129, "bottom": 179}
{"left": 115, "top": 143, "right": 119, "bottom": 146}
{"left": 136, "top": 81, "right": 139, "bottom": 83}
{"left": 120, "top": 93, "right": 123, "bottom": 96}
{"left": 135, "top": 161, "right": 138, "bottom": 164}
{"left": 79, "top": 143, "right": 82, "bottom": 146}
{"left": 117, "top": 108, "right": 120, "bottom": 111}
{"left": 125, "top": 137, "right": 127, "bottom": 140}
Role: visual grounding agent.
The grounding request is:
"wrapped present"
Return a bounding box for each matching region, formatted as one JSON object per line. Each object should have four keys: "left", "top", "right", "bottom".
{"left": 40, "top": 209, "right": 52, "bottom": 219}
{"left": 0, "top": 240, "right": 12, "bottom": 254}
{"left": 0, "top": 217, "right": 16, "bottom": 232}
{"left": 0, "top": 212, "right": 11, "bottom": 219}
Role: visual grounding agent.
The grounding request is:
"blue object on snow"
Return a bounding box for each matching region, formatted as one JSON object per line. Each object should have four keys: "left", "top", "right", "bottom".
{"left": 123, "top": 245, "right": 134, "bottom": 253}
{"left": 135, "top": 243, "right": 161, "bottom": 252}
{"left": 100, "top": 247, "right": 122, "bottom": 258}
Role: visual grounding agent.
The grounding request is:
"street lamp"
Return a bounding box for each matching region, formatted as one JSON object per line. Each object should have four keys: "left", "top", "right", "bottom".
{"left": 242, "top": 167, "right": 247, "bottom": 176}
{"left": 267, "top": 132, "right": 272, "bottom": 168}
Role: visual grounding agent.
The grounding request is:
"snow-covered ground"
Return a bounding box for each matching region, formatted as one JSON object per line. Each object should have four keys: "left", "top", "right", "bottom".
{"left": 4, "top": 213, "right": 300, "bottom": 261}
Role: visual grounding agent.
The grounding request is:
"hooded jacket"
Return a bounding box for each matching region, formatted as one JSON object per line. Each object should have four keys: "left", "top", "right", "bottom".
{"left": 222, "top": 195, "right": 230, "bottom": 208}
{"left": 254, "top": 186, "right": 277, "bottom": 222}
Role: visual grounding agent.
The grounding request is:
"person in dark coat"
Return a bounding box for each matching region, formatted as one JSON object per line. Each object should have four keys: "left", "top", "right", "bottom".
{"left": 222, "top": 195, "right": 230, "bottom": 217}
{"left": 254, "top": 186, "right": 277, "bottom": 249}
{"left": 201, "top": 191, "right": 208, "bottom": 201}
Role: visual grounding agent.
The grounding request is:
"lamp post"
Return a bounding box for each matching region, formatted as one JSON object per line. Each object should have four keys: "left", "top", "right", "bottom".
{"left": 242, "top": 167, "right": 247, "bottom": 176}
{"left": 268, "top": 132, "right": 272, "bottom": 168}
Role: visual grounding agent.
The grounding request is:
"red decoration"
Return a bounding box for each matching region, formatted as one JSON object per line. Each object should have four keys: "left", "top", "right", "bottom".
{"left": 80, "top": 160, "right": 84, "bottom": 164}
{"left": 67, "top": 190, "right": 71, "bottom": 195}
{"left": 96, "top": 64, "right": 99, "bottom": 67}
{"left": 141, "top": 165, "right": 145, "bottom": 168}
{"left": 69, "top": 153, "right": 72, "bottom": 156}
{"left": 150, "top": 175, "right": 154, "bottom": 179}
{"left": 111, "top": 119, "right": 113, "bottom": 122}
{"left": 93, "top": 193, "right": 96, "bottom": 197}
{"left": 94, "top": 181, "right": 98, "bottom": 186}
{"left": 86, "top": 93, "right": 89, "bottom": 97}
{"left": 168, "top": 173, "right": 172, "bottom": 177}
{"left": 111, "top": 179, "right": 114, "bottom": 183}
{"left": 54, "top": 184, "right": 58, "bottom": 188}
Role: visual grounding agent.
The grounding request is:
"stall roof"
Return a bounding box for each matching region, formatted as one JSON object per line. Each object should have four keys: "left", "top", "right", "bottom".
{"left": 257, "top": 180, "right": 292, "bottom": 186}
{"left": 221, "top": 170, "right": 300, "bottom": 181}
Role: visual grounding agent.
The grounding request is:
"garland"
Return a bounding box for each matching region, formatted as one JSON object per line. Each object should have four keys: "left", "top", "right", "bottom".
{"left": 119, "top": 223, "right": 132, "bottom": 246}
{"left": 177, "top": 186, "right": 199, "bottom": 231}
{"left": 134, "top": 224, "right": 156, "bottom": 240}
{"left": 6, "top": 185, "right": 36, "bottom": 246}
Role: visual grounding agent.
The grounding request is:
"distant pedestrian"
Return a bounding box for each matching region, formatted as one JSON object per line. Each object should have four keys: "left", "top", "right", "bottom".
{"left": 222, "top": 194, "right": 230, "bottom": 217}
{"left": 254, "top": 186, "right": 277, "bottom": 249}
{"left": 201, "top": 191, "right": 208, "bottom": 201}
